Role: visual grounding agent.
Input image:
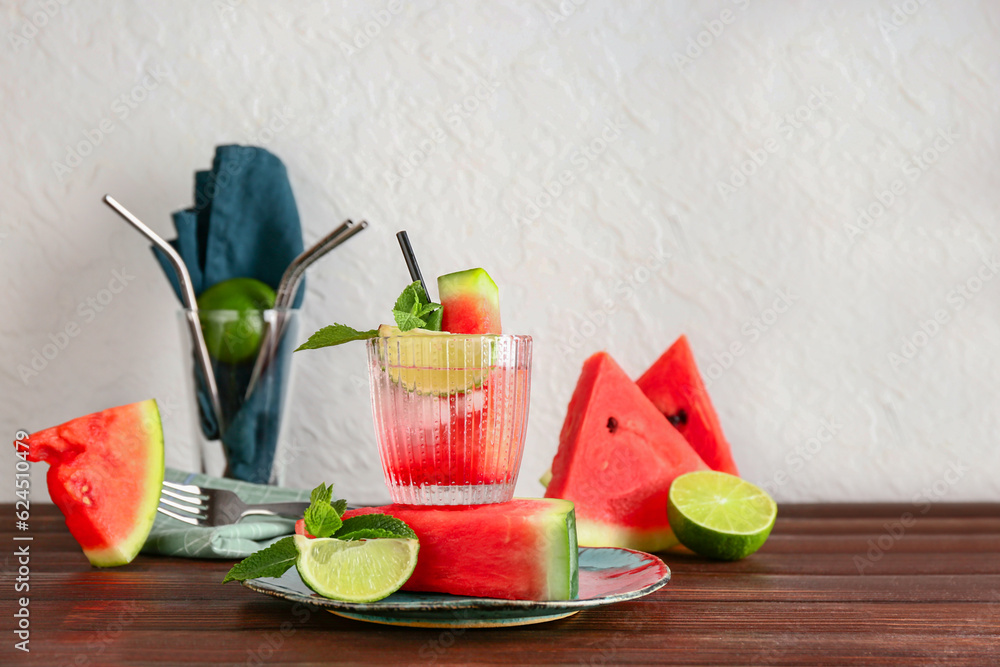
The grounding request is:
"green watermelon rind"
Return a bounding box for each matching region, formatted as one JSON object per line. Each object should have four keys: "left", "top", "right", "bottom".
{"left": 541, "top": 498, "right": 579, "bottom": 600}
{"left": 82, "top": 400, "right": 165, "bottom": 567}
{"left": 575, "top": 517, "right": 679, "bottom": 553}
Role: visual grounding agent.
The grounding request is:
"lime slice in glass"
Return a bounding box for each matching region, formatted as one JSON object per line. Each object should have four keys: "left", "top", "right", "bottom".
{"left": 376, "top": 325, "right": 489, "bottom": 395}
{"left": 293, "top": 535, "right": 419, "bottom": 602}
{"left": 667, "top": 471, "right": 777, "bottom": 561}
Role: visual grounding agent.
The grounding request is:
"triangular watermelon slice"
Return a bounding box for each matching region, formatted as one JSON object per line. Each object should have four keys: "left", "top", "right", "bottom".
{"left": 636, "top": 335, "right": 739, "bottom": 475}
{"left": 545, "top": 352, "right": 708, "bottom": 552}
{"left": 21, "top": 400, "right": 164, "bottom": 567}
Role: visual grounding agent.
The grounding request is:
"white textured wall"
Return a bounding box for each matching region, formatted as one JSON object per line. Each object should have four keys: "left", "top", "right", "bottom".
{"left": 2, "top": 0, "right": 998, "bottom": 505}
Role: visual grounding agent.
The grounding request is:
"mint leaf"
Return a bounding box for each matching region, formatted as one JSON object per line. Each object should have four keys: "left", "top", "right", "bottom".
{"left": 393, "top": 308, "right": 426, "bottom": 331}
{"left": 392, "top": 282, "right": 443, "bottom": 332}
{"left": 296, "top": 324, "right": 378, "bottom": 352}
{"left": 222, "top": 536, "right": 297, "bottom": 583}
{"left": 334, "top": 514, "right": 417, "bottom": 541}
{"left": 332, "top": 498, "right": 348, "bottom": 516}
{"left": 393, "top": 282, "right": 424, "bottom": 313}
{"left": 296, "top": 282, "right": 444, "bottom": 344}
{"left": 310, "top": 483, "right": 333, "bottom": 506}
{"left": 304, "top": 483, "right": 343, "bottom": 537}
{"left": 305, "top": 503, "right": 342, "bottom": 537}
{"left": 336, "top": 528, "right": 403, "bottom": 541}
{"left": 423, "top": 305, "right": 443, "bottom": 331}
{"left": 417, "top": 302, "right": 441, "bottom": 319}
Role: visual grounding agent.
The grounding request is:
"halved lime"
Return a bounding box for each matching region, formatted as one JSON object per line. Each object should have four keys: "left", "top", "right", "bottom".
{"left": 376, "top": 325, "right": 490, "bottom": 395}
{"left": 293, "top": 535, "right": 419, "bottom": 602}
{"left": 667, "top": 471, "right": 777, "bottom": 561}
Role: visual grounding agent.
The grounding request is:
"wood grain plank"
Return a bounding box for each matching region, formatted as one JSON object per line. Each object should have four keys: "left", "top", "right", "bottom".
{"left": 5, "top": 503, "right": 1000, "bottom": 666}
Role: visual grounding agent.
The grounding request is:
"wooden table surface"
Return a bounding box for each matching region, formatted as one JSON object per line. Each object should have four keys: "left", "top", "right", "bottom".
{"left": 3, "top": 503, "right": 998, "bottom": 666}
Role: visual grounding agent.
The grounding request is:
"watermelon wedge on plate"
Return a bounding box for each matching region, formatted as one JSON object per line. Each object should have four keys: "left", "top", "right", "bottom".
{"left": 545, "top": 352, "right": 708, "bottom": 552}
{"left": 636, "top": 335, "right": 739, "bottom": 475}
{"left": 301, "top": 499, "right": 579, "bottom": 601}
{"left": 23, "top": 400, "right": 164, "bottom": 567}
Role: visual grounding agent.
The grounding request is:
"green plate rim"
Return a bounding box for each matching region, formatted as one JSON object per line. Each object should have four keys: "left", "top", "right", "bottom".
{"left": 242, "top": 546, "right": 670, "bottom": 613}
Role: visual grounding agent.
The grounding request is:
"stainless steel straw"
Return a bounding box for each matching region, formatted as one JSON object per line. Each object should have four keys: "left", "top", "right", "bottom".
{"left": 102, "top": 195, "right": 225, "bottom": 431}
{"left": 244, "top": 220, "right": 369, "bottom": 398}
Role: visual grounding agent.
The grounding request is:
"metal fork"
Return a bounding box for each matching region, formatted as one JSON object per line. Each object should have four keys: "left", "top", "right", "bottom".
{"left": 158, "top": 480, "right": 310, "bottom": 527}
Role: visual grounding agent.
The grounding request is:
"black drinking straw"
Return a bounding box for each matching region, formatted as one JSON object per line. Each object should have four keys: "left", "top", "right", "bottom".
{"left": 396, "top": 230, "right": 432, "bottom": 301}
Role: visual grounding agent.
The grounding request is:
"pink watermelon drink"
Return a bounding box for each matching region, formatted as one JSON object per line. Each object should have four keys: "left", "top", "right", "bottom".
{"left": 368, "top": 268, "right": 531, "bottom": 505}
{"left": 296, "top": 264, "right": 531, "bottom": 504}
{"left": 368, "top": 331, "right": 532, "bottom": 505}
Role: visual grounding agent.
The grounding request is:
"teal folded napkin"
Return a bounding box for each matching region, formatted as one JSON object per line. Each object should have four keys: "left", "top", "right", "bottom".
{"left": 142, "top": 468, "right": 308, "bottom": 559}
{"left": 155, "top": 145, "right": 305, "bottom": 304}
{"left": 153, "top": 145, "right": 305, "bottom": 484}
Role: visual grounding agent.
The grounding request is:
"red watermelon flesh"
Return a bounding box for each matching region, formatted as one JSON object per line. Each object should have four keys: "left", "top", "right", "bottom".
{"left": 636, "top": 335, "right": 739, "bottom": 476}
{"left": 545, "top": 352, "right": 708, "bottom": 552}
{"left": 437, "top": 268, "right": 501, "bottom": 334}
{"left": 22, "top": 400, "right": 164, "bottom": 567}
{"left": 301, "top": 500, "right": 578, "bottom": 601}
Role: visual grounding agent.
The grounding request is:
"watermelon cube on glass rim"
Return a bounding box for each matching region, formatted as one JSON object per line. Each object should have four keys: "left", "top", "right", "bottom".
{"left": 636, "top": 334, "right": 740, "bottom": 476}
{"left": 437, "top": 268, "right": 501, "bottom": 334}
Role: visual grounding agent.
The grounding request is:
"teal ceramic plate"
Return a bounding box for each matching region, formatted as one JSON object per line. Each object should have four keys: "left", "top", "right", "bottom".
{"left": 243, "top": 546, "right": 670, "bottom": 628}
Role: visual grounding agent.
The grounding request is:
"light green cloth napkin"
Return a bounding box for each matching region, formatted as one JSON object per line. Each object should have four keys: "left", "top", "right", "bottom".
{"left": 141, "top": 468, "right": 308, "bottom": 559}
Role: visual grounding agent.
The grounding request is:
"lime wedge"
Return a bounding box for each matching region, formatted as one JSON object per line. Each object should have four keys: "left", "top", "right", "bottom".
{"left": 293, "top": 535, "right": 419, "bottom": 602}
{"left": 667, "top": 471, "right": 777, "bottom": 561}
{"left": 376, "top": 325, "right": 490, "bottom": 395}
